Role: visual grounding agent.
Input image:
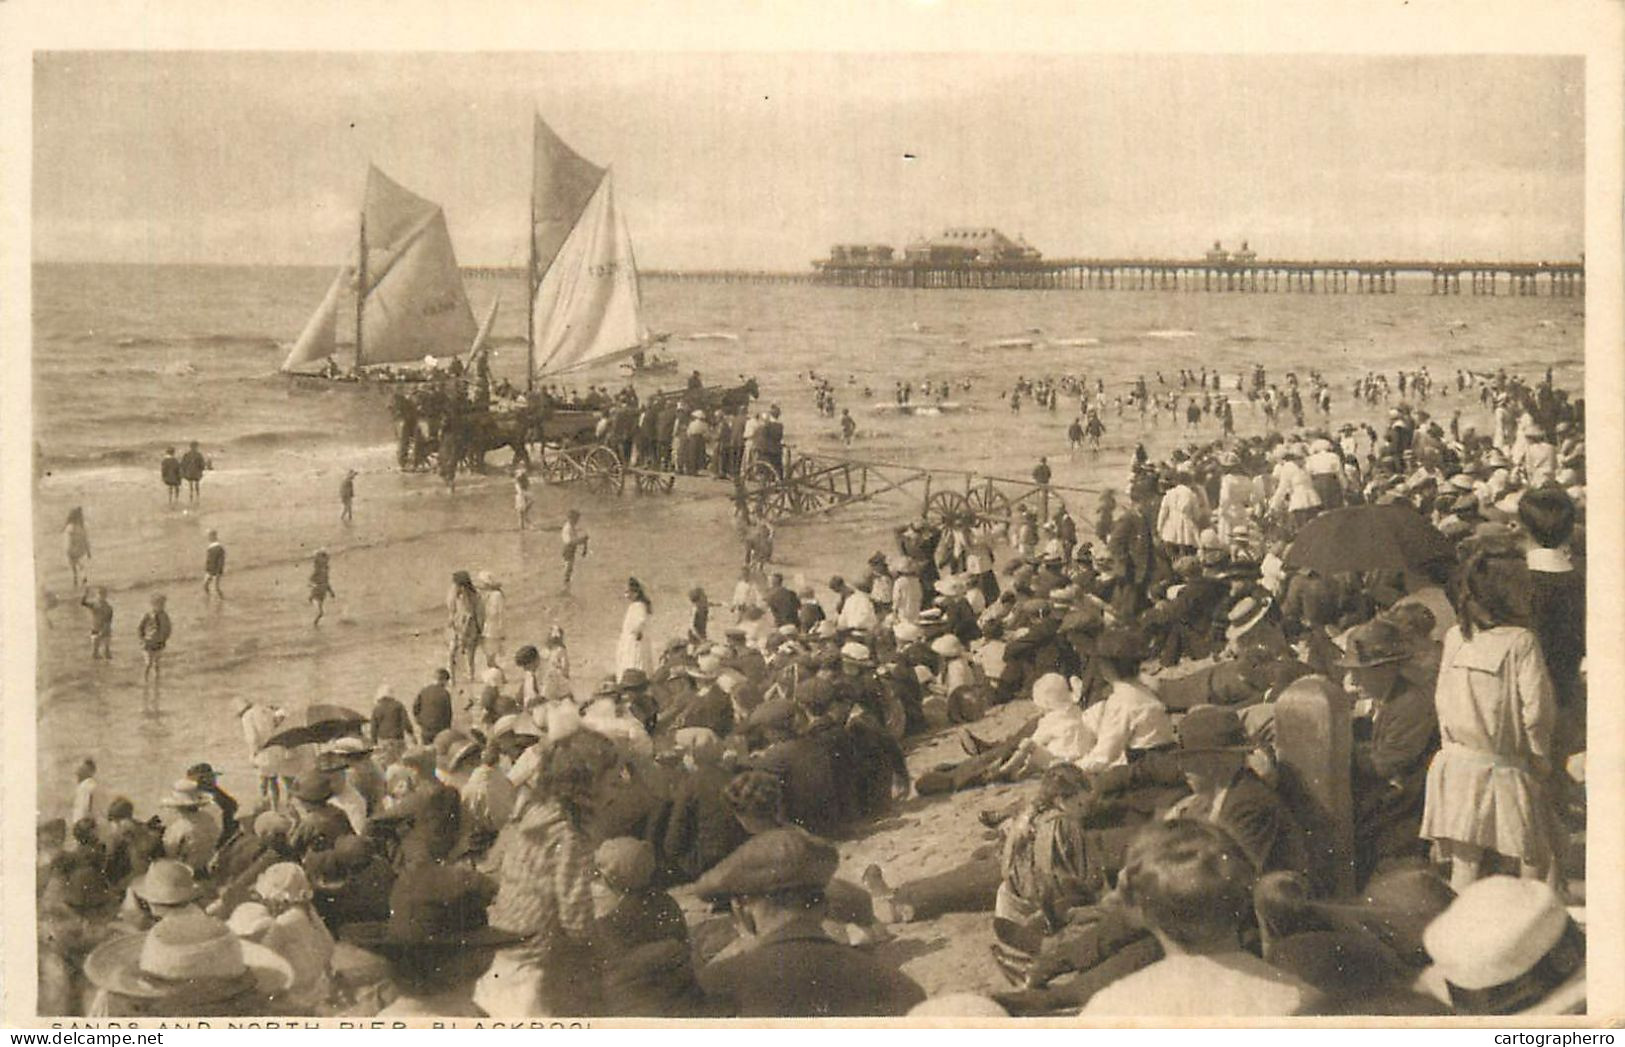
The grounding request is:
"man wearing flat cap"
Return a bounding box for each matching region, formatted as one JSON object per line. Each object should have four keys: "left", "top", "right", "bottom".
{"left": 1342, "top": 618, "right": 1438, "bottom": 882}
{"left": 695, "top": 829, "right": 925, "bottom": 1016}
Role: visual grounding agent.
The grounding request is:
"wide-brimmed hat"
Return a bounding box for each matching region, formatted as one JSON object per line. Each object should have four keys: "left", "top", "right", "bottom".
{"left": 475, "top": 571, "right": 500, "bottom": 590}
{"left": 1336, "top": 618, "right": 1412, "bottom": 668}
{"left": 930, "top": 634, "right": 965, "bottom": 658}
{"left": 327, "top": 736, "right": 374, "bottom": 758}
{"left": 685, "top": 652, "right": 724, "bottom": 680}
{"left": 1031, "top": 672, "right": 1073, "bottom": 714}
{"left": 159, "top": 780, "right": 206, "bottom": 810}
{"left": 342, "top": 863, "right": 521, "bottom": 956}
{"left": 893, "top": 621, "right": 924, "bottom": 643}
{"left": 131, "top": 860, "right": 201, "bottom": 906}
{"left": 1225, "top": 596, "right": 1274, "bottom": 641}
{"left": 85, "top": 912, "right": 294, "bottom": 1004}
{"left": 254, "top": 862, "right": 314, "bottom": 905}
{"left": 1176, "top": 705, "right": 1251, "bottom": 753}
{"left": 618, "top": 668, "right": 651, "bottom": 692}
{"left": 1423, "top": 877, "right": 1584, "bottom": 1014}
{"left": 490, "top": 712, "right": 541, "bottom": 742}
{"left": 694, "top": 828, "right": 839, "bottom": 902}
{"left": 433, "top": 729, "right": 481, "bottom": 775}
{"left": 840, "top": 641, "right": 873, "bottom": 664}
{"left": 290, "top": 773, "right": 335, "bottom": 804}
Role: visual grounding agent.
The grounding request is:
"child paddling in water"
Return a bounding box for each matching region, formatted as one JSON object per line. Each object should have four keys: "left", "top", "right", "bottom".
{"left": 309, "top": 549, "right": 335, "bottom": 625}
{"left": 137, "top": 594, "right": 171, "bottom": 683}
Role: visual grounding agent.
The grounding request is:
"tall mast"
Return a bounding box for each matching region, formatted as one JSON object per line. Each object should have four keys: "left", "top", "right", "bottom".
{"left": 526, "top": 180, "right": 537, "bottom": 392}
{"left": 354, "top": 211, "right": 368, "bottom": 372}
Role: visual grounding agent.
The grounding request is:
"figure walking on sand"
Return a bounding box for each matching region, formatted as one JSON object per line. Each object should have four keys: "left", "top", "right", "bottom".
{"left": 446, "top": 570, "right": 484, "bottom": 682}
{"left": 203, "top": 529, "right": 226, "bottom": 599}
{"left": 616, "top": 577, "right": 654, "bottom": 677}
{"left": 514, "top": 468, "right": 533, "bottom": 530}
{"left": 308, "top": 549, "right": 336, "bottom": 625}
{"left": 138, "top": 593, "right": 171, "bottom": 683}
{"left": 340, "top": 469, "right": 357, "bottom": 523}
{"left": 64, "top": 506, "right": 91, "bottom": 588}
{"left": 560, "top": 509, "right": 588, "bottom": 593}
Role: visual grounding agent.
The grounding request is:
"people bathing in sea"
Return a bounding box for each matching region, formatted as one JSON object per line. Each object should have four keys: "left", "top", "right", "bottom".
{"left": 340, "top": 469, "right": 357, "bottom": 523}
{"left": 64, "top": 506, "right": 91, "bottom": 588}
{"left": 203, "top": 529, "right": 226, "bottom": 599}
{"left": 159, "top": 447, "right": 181, "bottom": 505}
{"left": 180, "top": 441, "right": 207, "bottom": 503}
{"left": 81, "top": 587, "right": 113, "bottom": 661}
{"left": 308, "top": 549, "right": 335, "bottom": 626}
{"left": 561, "top": 509, "right": 589, "bottom": 592}
{"left": 136, "top": 594, "right": 170, "bottom": 683}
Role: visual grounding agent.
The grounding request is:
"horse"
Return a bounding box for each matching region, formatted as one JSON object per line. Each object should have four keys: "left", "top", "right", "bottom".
{"left": 651, "top": 377, "right": 760, "bottom": 415}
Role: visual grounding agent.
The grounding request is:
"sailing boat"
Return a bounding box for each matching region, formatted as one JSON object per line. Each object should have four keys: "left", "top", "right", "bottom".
{"left": 526, "top": 113, "right": 658, "bottom": 386}
{"left": 282, "top": 166, "right": 479, "bottom": 381}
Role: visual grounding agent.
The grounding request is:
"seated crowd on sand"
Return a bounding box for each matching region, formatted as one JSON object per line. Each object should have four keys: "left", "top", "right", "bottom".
{"left": 38, "top": 366, "right": 1586, "bottom": 1019}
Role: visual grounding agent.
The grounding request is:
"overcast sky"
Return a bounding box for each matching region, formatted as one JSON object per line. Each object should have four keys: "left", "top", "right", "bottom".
{"left": 33, "top": 51, "right": 1583, "bottom": 269}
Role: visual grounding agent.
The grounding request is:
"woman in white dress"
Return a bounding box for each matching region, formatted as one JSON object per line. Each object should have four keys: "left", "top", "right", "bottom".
{"left": 615, "top": 577, "right": 654, "bottom": 677}
{"left": 1419, "top": 549, "right": 1564, "bottom": 891}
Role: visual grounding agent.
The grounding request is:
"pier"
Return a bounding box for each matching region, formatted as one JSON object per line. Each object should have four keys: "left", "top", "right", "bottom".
{"left": 463, "top": 259, "right": 1584, "bottom": 296}
{"left": 809, "top": 257, "right": 1585, "bottom": 296}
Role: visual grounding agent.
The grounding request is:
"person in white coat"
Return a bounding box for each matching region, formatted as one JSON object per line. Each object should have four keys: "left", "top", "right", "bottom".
{"left": 1268, "top": 448, "right": 1322, "bottom": 532}
{"left": 615, "top": 578, "right": 655, "bottom": 677}
{"left": 1155, "top": 472, "right": 1207, "bottom": 556}
{"left": 477, "top": 572, "right": 506, "bottom": 669}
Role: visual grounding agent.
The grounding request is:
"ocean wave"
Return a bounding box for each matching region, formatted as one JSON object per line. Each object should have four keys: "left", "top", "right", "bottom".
{"left": 1052, "top": 337, "right": 1102, "bottom": 348}
{"left": 228, "top": 428, "right": 333, "bottom": 449}
{"left": 683, "top": 331, "right": 740, "bottom": 342}
{"left": 1141, "top": 329, "right": 1198, "bottom": 340}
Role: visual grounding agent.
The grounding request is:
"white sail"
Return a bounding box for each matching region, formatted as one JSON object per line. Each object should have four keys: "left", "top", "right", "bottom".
{"left": 530, "top": 170, "right": 649, "bottom": 377}
{"left": 357, "top": 167, "right": 477, "bottom": 367}
{"left": 466, "top": 296, "right": 500, "bottom": 363}
{"left": 281, "top": 267, "right": 347, "bottom": 372}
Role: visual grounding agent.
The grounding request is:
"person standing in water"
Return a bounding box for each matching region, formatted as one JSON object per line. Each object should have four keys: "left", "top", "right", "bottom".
{"left": 64, "top": 506, "right": 91, "bottom": 588}
{"left": 339, "top": 469, "right": 357, "bottom": 523}
{"left": 203, "top": 529, "right": 226, "bottom": 599}
{"left": 561, "top": 509, "right": 589, "bottom": 593}
{"left": 138, "top": 594, "right": 172, "bottom": 683}
{"left": 179, "top": 441, "right": 207, "bottom": 503}
{"left": 308, "top": 549, "right": 335, "bottom": 625}
{"left": 160, "top": 447, "right": 182, "bottom": 506}
{"left": 840, "top": 409, "right": 857, "bottom": 447}
{"left": 513, "top": 468, "right": 533, "bottom": 531}
{"left": 81, "top": 587, "right": 113, "bottom": 661}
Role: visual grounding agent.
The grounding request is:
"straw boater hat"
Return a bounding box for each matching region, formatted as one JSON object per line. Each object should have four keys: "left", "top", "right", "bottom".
{"left": 930, "top": 634, "right": 965, "bottom": 659}
{"left": 594, "top": 838, "right": 658, "bottom": 895}
{"left": 1422, "top": 877, "right": 1585, "bottom": 1014}
{"left": 85, "top": 912, "right": 294, "bottom": 1005}
{"left": 840, "top": 642, "right": 874, "bottom": 665}
{"left": 685, "top": 652, "right": 724, "bottom": 680}
{"left": 893, "top": 620, "right": 924, "bottom": 644}
{"left": 159, "top": 780, "right": 206, "bottom": 810}
{"left": 1225, "top": 596, "right": 1274, "bottom": 642}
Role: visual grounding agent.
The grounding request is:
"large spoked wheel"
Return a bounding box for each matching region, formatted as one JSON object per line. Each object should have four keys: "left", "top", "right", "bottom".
{"left": 583, "top": 446, "right": 625, "bottom": 496}
{"left": 965, "top": 485, "right": 1012, "bottom": 539}
{"left": 786, "top": 457, "right": 831, "bottom": 514}
{"left": 744, "top": 460, "right": 787, "bottom": 521}
{"left": 924, "top": 490, "right": 972, "bottom": 530}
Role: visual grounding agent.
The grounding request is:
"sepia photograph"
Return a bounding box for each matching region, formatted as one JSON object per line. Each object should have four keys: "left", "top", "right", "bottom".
{"left": 4, "top": 0, "right": 1621, "bottom": 1029}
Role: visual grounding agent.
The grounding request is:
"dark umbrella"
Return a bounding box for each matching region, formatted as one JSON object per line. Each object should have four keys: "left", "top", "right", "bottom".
{"left": 262, "top": 703, "right": 366, "bottom": 750}
{"left": 1283, "top": 504, "right": 1455, "bottom": 576}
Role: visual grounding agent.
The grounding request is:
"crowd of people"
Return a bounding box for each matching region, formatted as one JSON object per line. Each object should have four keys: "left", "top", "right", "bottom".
{"left": 37, "top": 362, "right": 1588, "bottom": 1020}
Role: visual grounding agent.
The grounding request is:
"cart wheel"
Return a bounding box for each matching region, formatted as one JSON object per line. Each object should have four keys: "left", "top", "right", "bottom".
{"left": 584, "top": 446, "right": 625, "bottom": 495}
{"left": 744, "top": 460, "right": 785, "bottom": 520}
{"left": 924, "top": 490, "right": 972, "bottom": 529}
{"left": 965, "top": 486, "right": 1012, "bottom": 538}
{"left": 786, "top": 457, "right": 830, "bottom": 513}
